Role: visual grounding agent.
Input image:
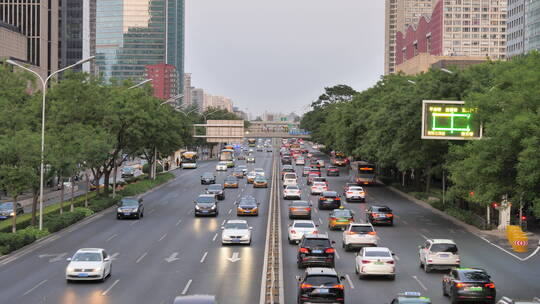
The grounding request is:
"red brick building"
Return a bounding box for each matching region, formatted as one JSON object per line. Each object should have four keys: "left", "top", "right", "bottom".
{"left": 145, "top": 63, "right": 178, "bottom": 100}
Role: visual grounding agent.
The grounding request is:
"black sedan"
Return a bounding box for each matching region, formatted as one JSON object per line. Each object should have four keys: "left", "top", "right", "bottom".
{"left": 0, "top": 202, "right": 24, "bottom": 220}
{"left": 200, "top": 172, "right": 216, "bottom": 185}
{"left": 206, "top": 184, "right": 225, "bottom": 200}
{"left": 366, "top": 205, "right": 394, "bottom": 225}
{"left": 318, "top": 191, "right": 342, "bottom": 210}
{"left": 116, "top": 197, "right": 144, "bottom": 219}
{"left": 442, "top": 268, "right": 496, "bottom": 304}
{"left": 194, "top": 194, "right": 219, "bottom": 217}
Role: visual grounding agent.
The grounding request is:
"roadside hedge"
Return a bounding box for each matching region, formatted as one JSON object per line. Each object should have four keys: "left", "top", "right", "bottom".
{"left": 118, "top": 172, "right": 174, "bottom": 197}
{"left": 44, "top": 207, "right": 94, "bottom": 233}
{"left": 0, "top": 227, "right": 50, "bottom": 255}
{"left": 142, "top": 163, "right": 163, "bottom": 174}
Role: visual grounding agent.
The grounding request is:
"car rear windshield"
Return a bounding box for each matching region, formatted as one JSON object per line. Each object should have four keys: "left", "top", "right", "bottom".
{"left": 284, "top": 173, "right": 296, "bottom": 179}
{"left": 292, "top": 201, "right": 310, "bottom": 207}
{"left": 225, "top": 177, "right": 237, "bottom": 181}
{"left": 303, "top": 239, "right": 331, "bottom": 247}
{"left": 364, "top": 250, "right": 391, "bottom": 258}
{"left": 430, "top": 244, "right": 458, "bottom": 253}
{"left": 304, "top": 275, "right": 339, "bottom": 286}
{"left": 294, "top": 222, "right": 315, "bottom": 228}
{"left": 333, "top": 210, "right": 352, "bottom": 217}
{"left": 459, "top": 270, "right": 490, "bottom": 281}
{"left": 350, "top": 225, "right": 373, "bottom": 233}
{"left": 287, "top": 186, "right": 299, "bottom": 190}
{"left": 323, "top": 192, "right": 337, "bottom": 197}
{"left": 349, "top": 187, "right": 363, "bottom": 191}
{"left": 373, "top": 207, "right": 392, "bottom": 213}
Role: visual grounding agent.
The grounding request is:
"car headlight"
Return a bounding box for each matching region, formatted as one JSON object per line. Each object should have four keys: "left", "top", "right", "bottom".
{"left": 9, "top": 212, "right": 15, "bottom": 216}
{"left": 117, "top": 208, "right": 122, "bottom": 212}
{"left": 67, "top": 267, "right": 75, "bottom": 272}
{"left": 94, "top": 267, "right": 102, "bottom": 272}
{"left": 211, "top": 205, "right": 217, "bottom": 210}
{"left": 195, "top": 205, "right": 201, "bottom": 210}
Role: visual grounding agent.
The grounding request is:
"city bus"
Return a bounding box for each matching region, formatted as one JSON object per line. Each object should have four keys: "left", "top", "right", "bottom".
{"left": 351, "top": 161, "right": 377, "bottom": 185}
{"left": 219, "top": 148, "right": 235, "bottom": 167}
{"left": 181, "top": 151, "right": 198, "bottom": 169}
{"left": 247, "top": 138, "right": 256, "bottom": 147}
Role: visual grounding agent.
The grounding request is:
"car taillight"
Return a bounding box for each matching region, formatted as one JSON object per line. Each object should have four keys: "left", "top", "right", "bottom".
{"left": 455, "top": 282, "right": 465, "bottom": 288}
{"left": 360, "top": 192, "right": 365, "bottom": 195}
{"left": 313, "top": 230, "right": 319, "bottom": 234}
{"left": 371, "top": 213, "right": 378, "bottom": 217}
{"left": 485, "top": 283, "right": 495, "bottom": 288}
{"left": 329, "top": 217, "right": 336, "bottom": 221}
{"left": 347, "top": 192, "right": 353, "bottom": 194}
{"left": 345, "top": 231, "right": 357, "bottom": 235}
{"left": 291, "top": 230, "right": 296, "bottom": 234}
{"left": 305, "top": 208, "right": 311, "bottom": 212}
{"left": 332, "top": 284, "right": 344, "bottom": 289}
{"left": 299, "top": 248, "right": 309, "bottom": 253}
{"left": 325, "top": 248, "right": 335, "bottom": 253}
{"left": 320, "top": 197, "right": 326, "bottom": 200}
{"left": 386, "top": 213, "right": 394, "bottom": 217}
{"left": 300, "top": 283, "right": 313, "bottom": 289}
{"left": 368, "top": 231, "right": 376, "bottom": 235}
{"left": 361, "top": 260, "right": 371, "bottom": 264}
{"left": 386, "top": 260, "right": 394, "bottom": 264}
{"left": 290, "top": 208, "right": 297, "bottom": 211}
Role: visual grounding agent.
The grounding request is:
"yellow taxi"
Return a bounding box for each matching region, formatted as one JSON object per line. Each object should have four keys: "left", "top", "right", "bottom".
{"left": 236, "top": 196, "right": 259, "bottom": 216}
{"left": 328, "top": 207, "right": 355, "bottom": 230}
{"left": 224, "top": 176, "right": 239, "bottom": 188}
{"left": 253, "top": 176, "right": 268, "bottom": 188}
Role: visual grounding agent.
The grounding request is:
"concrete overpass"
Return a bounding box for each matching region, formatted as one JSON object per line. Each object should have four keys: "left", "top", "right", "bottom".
{"left": 245, "top": 131, "right": 311, "bottom": 139}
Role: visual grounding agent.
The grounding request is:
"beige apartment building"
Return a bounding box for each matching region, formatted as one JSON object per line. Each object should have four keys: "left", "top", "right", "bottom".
{"left": 385, "top": 0, "right": 439, "bottom": 74}
{"left": 0, "top": 22, "right": 26, "bottom": 61}
{"left": 203, "top": 94, "right": 234, "bottom": 112}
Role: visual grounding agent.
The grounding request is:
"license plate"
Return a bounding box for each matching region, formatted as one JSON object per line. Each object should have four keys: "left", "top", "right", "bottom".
{"left": 78, "top": 273, "right": 89, "bottom": 277}
{"left": 378, "top": 214, "right": 386, "bottom": 218}
{"left": 313, "top": 288, "right": 329, "bottom": 294}
{"left": 327, "top": 199, "right": 333, "bottom": 202}
{"left": 232, "top": 239, "right": 241, "bottom": 242}
{"left": 439, "top": 254, "right": 449, "bottom": 258}
{"left": 123, "top": 213, "right": 131, "bottom": 216}
{"left": 202, "top": 210, "right": 208, "bottom": 213}
{"left": 338, "top": 220, "right": 348, "bottom": 222}
{"left": 466, "top": 286, "right": 483, "bottom": 292}
{"left": 312, "top": 250, "right": 323, "bottom": 254}
{"left": 374, "top": 262, "right": 384, "bottom": 265}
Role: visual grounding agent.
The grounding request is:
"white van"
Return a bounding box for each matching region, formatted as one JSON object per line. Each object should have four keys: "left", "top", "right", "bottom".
{"left": 283, "top": 173, "right": 298, "bottom": 188}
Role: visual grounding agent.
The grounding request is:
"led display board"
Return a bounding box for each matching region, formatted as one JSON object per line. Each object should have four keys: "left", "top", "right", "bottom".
{"left": 422, "top": 100, "right": 482, "bottom": 140}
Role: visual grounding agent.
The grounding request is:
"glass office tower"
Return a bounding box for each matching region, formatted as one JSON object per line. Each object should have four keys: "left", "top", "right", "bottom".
{"left": 95, "top": 0, "right": 184, "bottom": 91}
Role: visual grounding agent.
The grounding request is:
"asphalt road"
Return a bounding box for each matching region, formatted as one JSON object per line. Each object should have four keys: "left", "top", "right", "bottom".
{"left": 280, "top": 149, "right": 540, "bottom": 303}
{"left": 0, "top": 150, "right": 274, "bottom": 304}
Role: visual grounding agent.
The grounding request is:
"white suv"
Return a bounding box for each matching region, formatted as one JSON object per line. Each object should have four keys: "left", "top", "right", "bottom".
{"left": 344, "top": 186, "right": 365, "bottom": 202}
{"left": 342, "top": 223, "right": 377, "bottom": 251}
{"left": 418, "top": 239, "right": 460, "bottom": 272}
{"left": 283, "top": 173, "right": 298, "bottom": 188}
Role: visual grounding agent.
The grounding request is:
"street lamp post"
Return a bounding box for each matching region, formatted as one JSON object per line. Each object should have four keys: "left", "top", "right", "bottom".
{"left": 7, "top": 56, "right": 95, "bottom": 230}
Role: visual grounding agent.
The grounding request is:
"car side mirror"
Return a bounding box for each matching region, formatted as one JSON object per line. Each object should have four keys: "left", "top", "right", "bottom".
{"left": 295, "top": 275, "right": 301, "bottom": 282}
{"left": 66, "top": 258, "right": 72, "bottom": 262}
{"left": 340, "top": 276, "right": 346, "bottom": 281}
{"left": 331, "top": 240, "right": 336, "bottom": 244}
{"left": 391, "top": 252, "right": 395, "bottom": 256}
{"left": 221, "top": 226, "right": 224, "bottom": 230}
{"left": 315, "top": 224, "right": 319, "bottom": 227}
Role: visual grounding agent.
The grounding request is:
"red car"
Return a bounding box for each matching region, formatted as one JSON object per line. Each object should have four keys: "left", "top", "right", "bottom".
{"left": 326, "top": 166, "right": 340, "bottom": 176}
{"left": 309, "top": 168, "right": 322, "bottom": 177}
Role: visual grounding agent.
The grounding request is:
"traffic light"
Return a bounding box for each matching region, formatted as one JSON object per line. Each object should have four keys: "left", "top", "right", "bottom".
{"left": 491, "top": 202, "right": 500, "bottom": 209}
{"left": 521, "top": 215, "right": 527, "bottom": 221}
{"left": 469, "top": 191, "right": 475, "bottom": 197}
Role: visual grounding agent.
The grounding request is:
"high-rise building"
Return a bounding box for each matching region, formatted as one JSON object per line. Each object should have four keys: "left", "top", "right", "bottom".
{"left": 507, "top": 0, "right": 525, "bottom": 57}
{"left": 524, "top": 0, "right": 540, "bottom": 53}
{"left": 0, "top": 0, "right": 59, "bottom": 77}
{"left": 145, "top": 63, "right": 178, "bottom": 100}
{"left": 385, "top": 0, "right": 438, "bottom": 74}
{"left": 191, "top": 88, "right": 204, "bottom": 111}
{"left": 59, "top": 0, "right": 84, "bottom": 70}
{"left": 395, "top": 0, "right": 507, "bottom": 74}
{"left": 94, "top": 0, "right": 184, "bottom": 91}
{"left": 202, "top": 94, "right": 234, "bottom": 112}
{"left": 183, "top": 73, "right": 192, "bottom": 106}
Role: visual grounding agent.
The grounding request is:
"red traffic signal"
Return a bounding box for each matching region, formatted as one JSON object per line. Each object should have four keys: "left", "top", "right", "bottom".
{"left": 469, "top": 191, "right": 475, "bottom": 197}
{"left": 491, "top": 202, "right": 500, "bottom": 209}
{"left": 521, "top": 215, "right": 527, "bottom": 221}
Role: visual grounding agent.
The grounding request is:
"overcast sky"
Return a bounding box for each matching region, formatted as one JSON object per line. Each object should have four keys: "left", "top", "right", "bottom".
{"left": 185, "top": 0, "right": 384, "bottom": 117}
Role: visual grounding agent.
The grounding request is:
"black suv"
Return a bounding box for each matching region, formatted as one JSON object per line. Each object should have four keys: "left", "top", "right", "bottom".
{"left": 282, "top": 156, "right": 292, "bottom": 165}
{"left": 297, "top": 233, "right": 336, "bottom": 268}
{"left": 194, "top": 194, "right": 219, "bottom": 217}
{"left": 296, "top": 267, "right": 345, "bottom": 304}
{"left": 318, "top": 191, "right": 341, "bottom": 210}
{"left": 366, "top": 205, "right": 394, "bottom": 225}
{"left": 206, "top": 184, "right": 225, "bottom": 200}
{"left": 200, "top": 172, "right": 216, "bottom": 185}
{"left": 442, "top": 268, "right": 496, "bottom": 304}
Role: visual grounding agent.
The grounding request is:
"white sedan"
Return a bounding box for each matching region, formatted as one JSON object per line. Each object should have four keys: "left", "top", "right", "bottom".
{"left": 355, "top": 247, "right": 395, "bottom": 280}
{"left": 66, "top": 248, "right": 112, "bottom": 282}
{"left": 287, "top": 220, "right": 318, "bottom": 244}
{"left": 345, "top": 186, "right": 366, "bottom": 202}
{"left": 221, "top": 220, "right": 252, "bottom": 245}
{"left": 216, "top": 161, "right": 228, "bottom": 171}
{"left": 283, "top": 185, "right": 302, "bottom": 200}
{"left": 310, "top": 182, "right": 328, "bottom": 195}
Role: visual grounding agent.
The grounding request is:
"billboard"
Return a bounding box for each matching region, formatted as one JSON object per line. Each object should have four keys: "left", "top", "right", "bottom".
{"left": 422, "top": 100, "right": 482, "bottom": 140}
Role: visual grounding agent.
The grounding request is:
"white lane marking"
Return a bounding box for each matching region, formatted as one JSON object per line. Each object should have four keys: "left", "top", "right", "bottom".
{"left": 102, "top": 279, "right": 120, "bottom": 296}
{"left": 476, "top": 235, "right": 540, "bottom": 261}
{"left": 318, "top": 218, "right": 323, "bottom": 224}
{"left": 158, "top": 233, "right": 167, "bottom": 242}
{"left": 176, "top": 219, "right": 182, "bottom": 226}
{"left": 187, "top": 209, "right": 193, "bottom": 215}
{"left": 110, "top": 252, "right": 120, "bottom": 260}
{"left": 105, "top": 234, "right": 117, "bottom": 242}
{"left": 221, "top": 220, "right": 226, "bottom": 226}
{"left": 412, "top": 276, "right": 428, "bottom": 291}
{"left": 130, "top": 220, "right": 138, "bottom": 226}
{"left": 181, "top": 279, "right": 193, "bottom": 295}
{"left": 149, "top": 209, "right": 155, "bottom": 214}
{"left": 212, "top": 233, "right": 218, "bottom": 242}
{"left": 314, "top": 207, "right": 319, "bottom": 213}
{"left": 419, "top": 234, "right": 429, "bottom": 240}
{"left": 334, "top": 250, "right": 340, "bottom": 259}
{"left": 394, "top": 255, "right": 400, "bottom": 261}
{"left": 345, "top": 274, "right": 355, "bottom": 289}
{"left": 136, "top": 252, "right": 148, "bottom": 263}
{"left": 200, "top": 251, "right": 208, "bottom": 263}
{"left": 23, "top": 279, "right": 47, "bottom": 296}
{"left": 228, "top": 209, "right": 232, "bottom": 214}
{"left": 401, "top": 220, "right": 408, "bottom": 225}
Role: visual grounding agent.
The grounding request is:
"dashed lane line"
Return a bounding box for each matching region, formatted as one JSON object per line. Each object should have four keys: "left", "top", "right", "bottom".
{"left": 181, "top": 279, "right": 193, "bottom": 295}
{"left": 135, "top": 252, "right": 148, "bottom": 263}
{"left": 158, "top": 233, "right": 167, "bottom": 242}
{"left": 212, "top": 233, "right": 218, "bottom": 242}
{"left": 200, "top": 251, "right": 208, "bottom": 263}
{"left": 105, "top": 233, "right": 117, "bottom": 242}
{"left": 101, "top": 279, "right": 120, "bottom": 296}
{"left": 412, "top": 276, "right": 428, "bottom": 291}
{"left": 176, "top": 219, "right": 182, "bottom": 226}
{"left": 345, "top": 274, "right": 355, "bottom": 289}
{"left": 23, "top": 279, "right": 47, "bottom": 296}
